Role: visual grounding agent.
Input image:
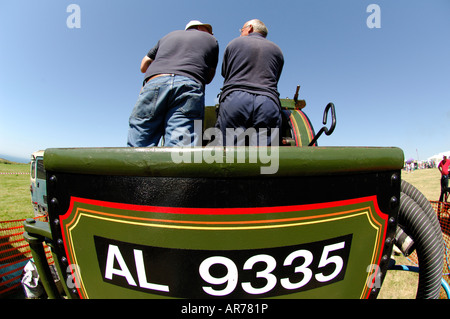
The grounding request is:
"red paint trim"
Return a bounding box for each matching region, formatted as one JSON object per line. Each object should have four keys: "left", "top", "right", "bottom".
{"left": 289, "top": 116, "right": 300, "bottom": 146}
{"left": 296, "top": 110, "right": 316, "bottom": 146}
{"left": 61, "top": 195, "right": 386, "bottom": 218}
{"left": 59, "top": 195, "right": 389, "bottom": 299}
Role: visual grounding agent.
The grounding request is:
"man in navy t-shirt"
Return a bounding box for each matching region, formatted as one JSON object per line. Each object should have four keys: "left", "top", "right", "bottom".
{"left": 127, "top": 20, "right": 219, "bottom": 147}
{"left": 215, "top": 19, "right": 284, "bottom": 146}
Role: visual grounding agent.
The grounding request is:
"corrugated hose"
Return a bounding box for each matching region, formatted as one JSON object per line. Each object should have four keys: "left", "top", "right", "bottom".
{"left": 396, "top": 180, "right": 444, "bottom": 299}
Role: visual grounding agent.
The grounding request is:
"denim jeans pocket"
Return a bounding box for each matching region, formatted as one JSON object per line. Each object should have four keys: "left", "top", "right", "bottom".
{"left": 177, "top": 83, "right": 204, "bottom": 119}
{"left": 131, "top": 86, "right": 160, "bottom": 119}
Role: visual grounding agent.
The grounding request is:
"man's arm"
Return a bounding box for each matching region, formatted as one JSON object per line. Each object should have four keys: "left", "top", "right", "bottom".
{"left": 205, "top": 68, "right": 216, "bottom": 84}
{"left": 140, "top": 56, "right": 153, "bottom": 73}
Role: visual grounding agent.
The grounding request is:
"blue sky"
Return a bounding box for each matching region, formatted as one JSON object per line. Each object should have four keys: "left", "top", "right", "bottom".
{"left": 1, "top": 0, "right": 449, "bottom": 163}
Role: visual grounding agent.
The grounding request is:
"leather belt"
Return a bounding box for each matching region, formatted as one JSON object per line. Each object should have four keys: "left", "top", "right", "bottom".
{"left": 146, "top": 73, "right": 174, "bottom": 83}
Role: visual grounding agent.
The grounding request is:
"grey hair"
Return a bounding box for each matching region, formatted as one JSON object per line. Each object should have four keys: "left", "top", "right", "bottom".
{"left": 247, "top": 19, "right": 268, "bottom": 37}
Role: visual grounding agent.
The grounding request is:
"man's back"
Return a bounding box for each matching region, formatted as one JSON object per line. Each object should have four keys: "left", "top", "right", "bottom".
{"left": 145, "top": 29, "right": 219, "bottom": 85}
{"left": 221, "top": 32, "right": 284, "bottom": 103}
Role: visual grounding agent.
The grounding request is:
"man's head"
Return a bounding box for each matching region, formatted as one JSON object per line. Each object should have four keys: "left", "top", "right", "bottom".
{"left": 240, "top": 19, "right": 268, "bottom": 38}
{"left": 185, "top": 20, "right": 213, "bottom": 35}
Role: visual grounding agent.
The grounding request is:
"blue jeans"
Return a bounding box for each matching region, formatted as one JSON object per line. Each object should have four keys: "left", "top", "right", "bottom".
{"left": 127, "top": 75, "right": 204, "bottom": 147}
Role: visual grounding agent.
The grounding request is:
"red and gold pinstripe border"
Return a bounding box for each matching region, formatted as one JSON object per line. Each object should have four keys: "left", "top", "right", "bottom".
{"left": 60, "top": 196, "right": 388, "bottom": 299}
{"left": 289, "top": 110, "right": 315, "bottom": 146}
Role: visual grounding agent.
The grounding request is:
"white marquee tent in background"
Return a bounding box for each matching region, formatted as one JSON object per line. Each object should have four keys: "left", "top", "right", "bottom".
{"left": 427, "top": 151, "right": 450, "bottom": 166}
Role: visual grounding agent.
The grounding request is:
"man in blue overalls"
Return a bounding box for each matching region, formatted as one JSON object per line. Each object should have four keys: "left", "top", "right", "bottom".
{"left": 216, "top": 19, "right": 284, "bottom": 146}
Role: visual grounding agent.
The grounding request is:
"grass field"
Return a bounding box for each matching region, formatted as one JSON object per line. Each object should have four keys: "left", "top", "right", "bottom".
{"left": 0, "top": 161, "right": 446, "bottom": 298}
{"left": 0, "top": 162, "right": 34, "bottom": 221}
{"left": 401, "top": 167, "right": 442, "bottom": 202}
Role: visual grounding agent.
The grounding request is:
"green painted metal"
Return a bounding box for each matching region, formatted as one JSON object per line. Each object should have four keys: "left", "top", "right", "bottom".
{"left": 43, "top": 146, "right": 404, "bottom": 177}
{"left": 288, "top": 110, "right": 316, "bottom": 146}
{"left": 22, "top": 219, "right": 61, "bottom": 299}
{"left": 35, "top": 146, "right": 403, "bottom": 299}
{"left": 203, "top": 105, "right": 218, "bottom": 133}
{"left": 58, "top": 195, "right": 391, "bottom": 299}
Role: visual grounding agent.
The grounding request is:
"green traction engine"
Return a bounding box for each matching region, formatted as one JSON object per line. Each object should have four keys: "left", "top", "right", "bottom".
{"left": 23, "top": 87, "right": 444, "bottom": 299}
